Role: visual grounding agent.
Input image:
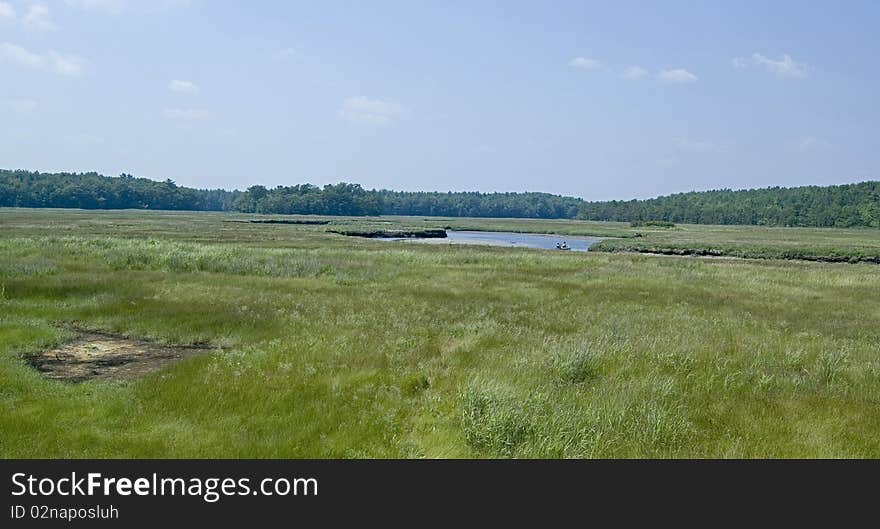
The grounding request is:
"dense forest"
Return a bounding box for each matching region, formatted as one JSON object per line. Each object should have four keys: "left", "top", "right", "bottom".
{"left": 378, "top": 189, "right": 580, "bottom": 218}
{"left": 0, "top": 170, "right": 582, "bottom": 219}
{"left": 2, "top": 170, "right": 879, "bottom": 227}
{"left": 232, "top": 185, "right": 581, "bottom": 218}
{"left": 578, "top": 182, "right": 880, "bottom": 228}
{"left": 0, "top": 170, "right": 238, "bottom": 211}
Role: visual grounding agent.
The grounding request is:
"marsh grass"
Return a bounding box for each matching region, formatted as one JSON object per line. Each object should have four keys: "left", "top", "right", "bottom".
{"left": 592, "top": 223, "right": 880, "bottom": 263}
{"left": 460, "top": 380, "right": 534, "bottom": 456}
{"left": 549, "top": 341, "right": 598, "bottom": 384}
{"left": 402, "top": 373, "right": 431, "bottom": 397}
{"left": 1, "top": 209, "right": 880, "bottom": 457}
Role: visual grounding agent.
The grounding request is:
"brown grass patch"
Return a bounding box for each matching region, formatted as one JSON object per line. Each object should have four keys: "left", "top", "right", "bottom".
{"left": 28, "top": 332, "right": 210, "bottom": 382}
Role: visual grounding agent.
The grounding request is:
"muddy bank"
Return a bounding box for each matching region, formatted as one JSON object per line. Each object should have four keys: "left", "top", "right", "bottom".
{"left": 226, "top": 219, "right": 331, "bottom": 225}
{"left": 590, "top": 242, "right": 880, "bottom": 264}
{"left": 28, "top": 332, "right": 211, "bottom": 382}
{"left": 330, "top": 228, "right": 447, "bottom": 239}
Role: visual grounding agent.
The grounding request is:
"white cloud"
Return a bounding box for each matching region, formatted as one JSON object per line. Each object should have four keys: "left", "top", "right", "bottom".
{"left": 569, "top": 57, "right": 602, "bottom": 70}
{"left": 656, "top": 68, "right": 698, "bottom": 84}
{"left": 65, "top": 0, "right": 125, "bottom": 13}
{"left": 274, "top": 47, "right": 296, "bottom": 60}
{"left": 168, "top": 79, "right": 199, "bottom": 95}
{"left": 0, "top": 2, "right": 15, "bottom": 21}
{"left": 476, "top": 144, "right": 496, "bottom": 154}
{"left": 162, "top": 107, "right": 211, "bottom": 121}
{"left": 64, "top": 0, "right": 190, "bottom": 14}
{"left": 0, "top": 42, "right": 43, "bottom": 68}
{"left": 733, "top": 53, "right": 808, "bottom": 78}
{"left": 23, "top": 3, "right": 57, "bottom": 32}
{"left": 674, "top": 137, "right": 729, "bottom": 153}
{"left": 621, "top": 65, "right": 648, "bottom": 80}
{"left": 752, "top": 53, "right": 807, "bottom": 78}
{"left": 796, "top": 136, "right": 830, "bottom": 151}
{"left": 49, "top": 52, "right": 85, "bottom": 76}
{"left": 4, "top": 98, "right": 37, "bottom": 113}
{"left": 0, "top": 43, "right": 85, "bottom": 76}
{"left": 339, "top": 96, "right": 406, "bottom": 125}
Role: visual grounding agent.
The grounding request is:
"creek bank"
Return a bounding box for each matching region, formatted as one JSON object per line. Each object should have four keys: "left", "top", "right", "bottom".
{"left": 330, "top": 228, "right": 448, "bottom": 239}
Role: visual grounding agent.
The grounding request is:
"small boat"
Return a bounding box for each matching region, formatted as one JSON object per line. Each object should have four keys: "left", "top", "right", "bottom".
{"left": 556, "top": 241, "right": 571, "bottom": 250}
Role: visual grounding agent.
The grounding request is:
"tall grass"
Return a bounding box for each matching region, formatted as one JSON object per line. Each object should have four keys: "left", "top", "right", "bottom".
{"left": 1, "top": 209, "right": 880, "bottom": 457}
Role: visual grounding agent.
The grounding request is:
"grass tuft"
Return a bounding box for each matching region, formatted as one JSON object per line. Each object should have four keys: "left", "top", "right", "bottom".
{"left": 460, "top": 381, "right": 534, "bottom": 457}
{"left": 552, "top": 346, "right": 597, "bottom": 384}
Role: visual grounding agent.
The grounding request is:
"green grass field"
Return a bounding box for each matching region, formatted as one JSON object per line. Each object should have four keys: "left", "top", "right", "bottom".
{"left": 2, "top": 208, "right": 880, "bottom": 457}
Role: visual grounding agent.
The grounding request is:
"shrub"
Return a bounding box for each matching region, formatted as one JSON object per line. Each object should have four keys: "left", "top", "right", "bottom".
{"left": 630, "top": 220, "right": 676, "bottom": 228}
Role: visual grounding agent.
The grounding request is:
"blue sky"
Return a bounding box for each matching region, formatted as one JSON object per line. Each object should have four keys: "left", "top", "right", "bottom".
{"left": 1, "top": 1, "right": 878, "bottom": 200}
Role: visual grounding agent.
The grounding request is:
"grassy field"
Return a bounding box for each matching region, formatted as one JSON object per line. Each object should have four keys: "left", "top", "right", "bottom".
{"left": 2, "top": 208, "right": 880, "bottom": 457}
{"left": 591, "top": 223, "right": 880, "bottom": 263}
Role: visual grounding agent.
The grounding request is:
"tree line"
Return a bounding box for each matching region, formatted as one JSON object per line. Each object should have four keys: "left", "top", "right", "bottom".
{"left": 232, "top": 185, "right": 582, "bottom": 218}
{"left": 578, "top": 182, "right": 880, "bottom": 228}
{"left": 0, "top": 170, "right": 582, "bottom": 219}
{"left": 3, "top": 169, "right": 878, "bottom": 227}
{"left": 0, "top": 170, "right": 238, "bottom": 211}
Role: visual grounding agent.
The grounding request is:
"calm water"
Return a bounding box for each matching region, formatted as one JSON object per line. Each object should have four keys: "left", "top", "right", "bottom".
{"left": 443, "top": 230, "right": 600, "bottom": 251}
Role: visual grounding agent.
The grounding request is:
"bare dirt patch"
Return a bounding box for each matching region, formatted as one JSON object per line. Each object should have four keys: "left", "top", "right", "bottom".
{"left": 28, "top": 332, "right": 210, "bottom": 382}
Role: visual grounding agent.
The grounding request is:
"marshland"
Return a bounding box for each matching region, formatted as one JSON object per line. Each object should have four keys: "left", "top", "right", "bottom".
{"left": 2, "top": 208, "right": 879, "bottom": 457}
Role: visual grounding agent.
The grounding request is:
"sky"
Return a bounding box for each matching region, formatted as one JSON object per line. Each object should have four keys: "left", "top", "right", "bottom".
{"left": 1, "top": 1, "right": 878, "bottom": 200}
